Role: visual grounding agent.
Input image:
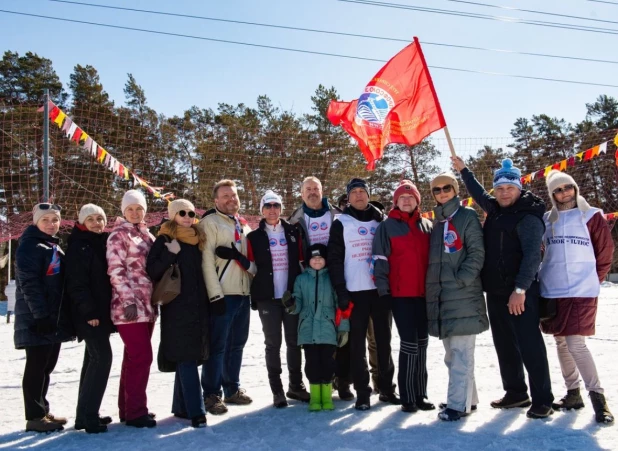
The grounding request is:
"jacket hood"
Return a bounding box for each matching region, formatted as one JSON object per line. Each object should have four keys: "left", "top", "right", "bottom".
{"left": 343, "top": 203, "right": 384, "bottom": 222}
{"left": 388, "top": 207, "right": 420, "bottom": 222}
{"left": 433, "top": 196, "right": 461, "bottom": 221}
{"left": 19, "top": 224, "right": 59, "bottom": 244}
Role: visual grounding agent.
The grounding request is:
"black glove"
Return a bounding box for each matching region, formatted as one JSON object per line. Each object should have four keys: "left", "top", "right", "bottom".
{"left": 31, "top": 316, "right": 56, "bottom": 335}
{"left": 338, "top": 297, "right": 350, "bottom": 311}
{"left": 215, "top": 242, "right": 250, "bottom": 270}
{"left": 210, "top": 299, "right": 226, "bottom": 316}
{"left": 250, "top": 299, "right": 258, "bottom": 311}
{"left": 380, "top": 294, "right": 392, "bottom": 310}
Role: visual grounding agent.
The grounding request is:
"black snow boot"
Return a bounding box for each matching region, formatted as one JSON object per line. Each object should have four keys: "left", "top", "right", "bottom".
{"left": 552, "top": 388, "right": 585, "bottom": 411}
{"left": 590, "top": 391, "right": 614, "bottom": 424}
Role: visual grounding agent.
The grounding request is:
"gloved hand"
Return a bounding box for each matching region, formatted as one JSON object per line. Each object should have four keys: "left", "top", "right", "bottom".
{"left": 335, "top": 301, "right": 354, "bottom": 327}
{"left": 250, "top": 299, "right": 258, "bottom": 311}
{"left": 210, "top": 299, "right": 226, "bottom": 316}
{"left": 380, "top": 294, "right": 392, "bottom": 310}
{"left": 31, "top": 316, "right": 56, "bottom": 335}
{"left": 123, "top": 304, "right": 138, "bottom": 321}
{"left": 164, "top": 238, "right": 181, "bottom": 254}
{"left": 281, "top": 291, "right": 295, "bottom": 313}
{"left": 337, "top": 331, "right": 349, "bottom": 348}
{"left": 215, "top": 242, "right": 250, "bottom": 270}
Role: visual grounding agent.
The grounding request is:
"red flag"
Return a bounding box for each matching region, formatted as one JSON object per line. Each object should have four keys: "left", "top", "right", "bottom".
{"left": 327, "top": 37, "right": 446, "bottom": 170}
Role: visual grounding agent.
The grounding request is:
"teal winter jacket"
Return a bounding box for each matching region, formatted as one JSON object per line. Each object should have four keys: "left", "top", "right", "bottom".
{"left": 291, "top": 267, "right": 339, "bottom": 346}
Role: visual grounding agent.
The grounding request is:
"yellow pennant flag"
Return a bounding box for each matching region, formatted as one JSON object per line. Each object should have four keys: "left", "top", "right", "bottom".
{"left": 98, "top": 149, "right": 107, "bottom": 164}
{"left": 53, "top": 111, "right": 66, "bottom": 127}
{"left": 544, "top": 166, "right": 552, "bottom": 176}
{"left": 614, "top": 132, "right": 618, "bottom": 147}
{"left": 576, "top": 152, "right": 584, "bottom": 161}
{"left": 79, "top": 132, "right": 89, "bottom": 143}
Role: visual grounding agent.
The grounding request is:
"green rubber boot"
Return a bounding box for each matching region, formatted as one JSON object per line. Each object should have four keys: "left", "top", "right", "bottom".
{"left": 309, "top": 384, "right": 322, "bottom": 411}
{"left": 321, "top": 383, "right": 334, "bottom": 411}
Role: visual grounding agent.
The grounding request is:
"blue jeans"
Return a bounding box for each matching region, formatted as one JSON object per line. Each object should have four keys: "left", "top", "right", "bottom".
{"left": 172, "top": 361, "right": 205, "bottom": 418}
{"left": 201, "top": 295, "right": 250, "bottom": 398}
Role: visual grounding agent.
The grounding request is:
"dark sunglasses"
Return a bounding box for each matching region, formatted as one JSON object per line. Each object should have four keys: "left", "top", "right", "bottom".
{"left": 553, "top": 184, "right": 575, "bottom": 195}
{"left": 37, "top": 203, "right": 62, "bottom": 211}
{"left": 432, "top": 185, "right": 453, "bottom": 195}
{"left": 178, "top": 210, "right": 196, "bottom": 218}
{"left": 263, "top": 203, "right": 281, "bottom": 210}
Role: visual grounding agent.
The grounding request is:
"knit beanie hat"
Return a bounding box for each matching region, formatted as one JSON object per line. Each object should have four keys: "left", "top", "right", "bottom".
{"left": 545, "top": 170, "right": 590, "bottom": 223}
{"left": 337, "top": 194, "right": 348, "bottom": 208}
{"left": 78, "top": 203, "right": 107, "bottom": 225}
{"left": 493, "top": 158, "right": 522, "bottom": 190}
{"left": 430, "top": 172, "right": 460, "bottom": 196}
{"left": 393, "top": 180, "right": 421, "bottom": 206}
{"left": 168, "top": 199, "right": 196, "bottom": 219}
{"left": 308, "top": 243, "right": 328, "bottom": 263}
{"left": 121, "top": 189, "right": 147, "bottom": 214}
{"left": 260, "top": 190, "right": 283, "bottom": 212}
{"left": 32, "top": 203, "right": 61, "bottom": 225}
{"left": 346, "top": 178, "right": 369, "bottom": 197}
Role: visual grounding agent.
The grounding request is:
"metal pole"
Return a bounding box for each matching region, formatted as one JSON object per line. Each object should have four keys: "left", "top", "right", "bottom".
{"left": 43, "top": 89, "right": 50, "bottom": 202}
{"left": 7, "top": 239, "right": 10, "bottom": 282}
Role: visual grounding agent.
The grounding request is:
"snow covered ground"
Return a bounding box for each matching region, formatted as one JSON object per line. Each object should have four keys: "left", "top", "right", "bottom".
{"left": 1, "top": 286, "right": 617, "bottom": 451}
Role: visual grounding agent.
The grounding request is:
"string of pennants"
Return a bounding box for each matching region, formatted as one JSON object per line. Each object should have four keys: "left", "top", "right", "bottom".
{"left": 422, "top": 131, "right": 618, "bottom": 221}
{"left": 40, "top": 101, "right": 175, "bottom": 202}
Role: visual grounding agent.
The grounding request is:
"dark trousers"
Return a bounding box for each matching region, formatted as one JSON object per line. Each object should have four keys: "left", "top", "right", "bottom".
{"left": 349, "top": 289, "right": 395, "bottom": 399}
{"left": 486, "top": 283, "right": 553, "bottom": 407}
{"left": 172, "top": 361, "right": 206, "bottom": 418}
{"left": 391, "top": 297, "right": 429, "bottom": 405}
{"left": 76, "top": 334, "right": 113, "bottom": 425}
{"left": 334, "top": 341, "right": 352, "bottom": 387}
{"left": 368, "top": 314, "right": 395, "bottom": 392}
{"left": 23, "top": 343, "right": 61, "bottom": 420}
{"left": 201, "top": 295, "right": 250, "bottom": 398}
{"left": 257, "top": 299, "right": 303, "bottom": 394}
{"left": 117, "top": 322, "right": 154, "bottom": 421}
{"left": 304, "top": 344, "right": 337, "bottom": 384}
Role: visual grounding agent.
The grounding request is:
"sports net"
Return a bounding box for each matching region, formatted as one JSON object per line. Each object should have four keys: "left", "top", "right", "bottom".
{"left": 1, "top": 99, "right": 617, "bottom": 242}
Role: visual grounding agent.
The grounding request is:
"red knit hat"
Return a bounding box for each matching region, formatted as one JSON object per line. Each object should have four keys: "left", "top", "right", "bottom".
{"left": 393, "top": 180, "right": 421, "bottom": 206}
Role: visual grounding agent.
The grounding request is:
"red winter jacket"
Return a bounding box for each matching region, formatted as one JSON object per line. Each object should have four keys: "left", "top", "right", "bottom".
{"left": 372, "top": 208, "right": 433, "bottom": 298}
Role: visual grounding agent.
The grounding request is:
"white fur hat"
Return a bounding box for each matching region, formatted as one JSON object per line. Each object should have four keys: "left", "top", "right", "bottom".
{"left": 78, "top": 203, "right": 107, "bottom": 225}
{"left": 546, "top": 170, "right": 590, "bottom": 223}
{"left": 121, "top": 189, "right": 147, "bottom": 214}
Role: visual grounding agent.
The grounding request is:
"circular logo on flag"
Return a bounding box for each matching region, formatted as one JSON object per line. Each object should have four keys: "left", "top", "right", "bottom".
{"left": 358, "top": 227, "right": 368, "bottom": 236}
{"left": 269, "top": 238, "right": 278, "bottom": 247}
{"left": 370, "top": 226, "right": 376, "bottom": 235}
{"left": 355, "top": 86, "right": 395, "bottom": 128}
{"left": 279, "top": 238, "right": 287, "bottom": 246}
{"left": 310, "top": 222, "right": 319, "bottom": 231}
{"left": 320, "top": 222, "right": 328, "bottom": 230}
{"left": 444, "top": 231, "right": 457, "bottom": 246}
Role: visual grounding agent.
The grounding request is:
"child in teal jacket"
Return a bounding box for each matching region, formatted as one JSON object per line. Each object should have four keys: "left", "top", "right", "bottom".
{"left": 284, "top": 243, "right": 349, "bottom": 411}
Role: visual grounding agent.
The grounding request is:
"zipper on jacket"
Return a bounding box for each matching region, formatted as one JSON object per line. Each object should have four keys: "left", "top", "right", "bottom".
{"left": 314, "top": 272, "right": 319, "bottom": 313}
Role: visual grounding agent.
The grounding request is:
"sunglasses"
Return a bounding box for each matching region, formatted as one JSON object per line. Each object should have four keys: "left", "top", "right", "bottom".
{"left": 432, "top": 185, "right": 453, "bottom": 195}
{"left": 263, "top": 203, "right": 281, "bottom": 210}
{"left": 37, "top": 203, "right": 62, "bottom": 211}
{"left": 553, "top": 184, "right": 575, "bottom": 195}
{"left": 178, "top": 210, "right": 196, "bottom": 218}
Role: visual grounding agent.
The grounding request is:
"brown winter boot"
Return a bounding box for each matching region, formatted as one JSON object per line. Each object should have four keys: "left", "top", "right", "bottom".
{"left": 590, "top": 391, "right": 614, "bottom": 424}
{"left": 26, "top": 417, "right": 64, "bottom": 432}
{"left": 552, "top": 388, "right": 585, "bottom": 411}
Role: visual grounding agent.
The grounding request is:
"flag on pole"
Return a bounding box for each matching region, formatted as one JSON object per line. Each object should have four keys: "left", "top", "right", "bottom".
{"left": 327, "top": 37, "right": 446, "bottom": 170}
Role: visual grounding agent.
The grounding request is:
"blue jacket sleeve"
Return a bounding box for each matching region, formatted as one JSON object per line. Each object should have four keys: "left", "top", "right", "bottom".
{"left": 460, "top": 168, "right": 497, "bottom": 216}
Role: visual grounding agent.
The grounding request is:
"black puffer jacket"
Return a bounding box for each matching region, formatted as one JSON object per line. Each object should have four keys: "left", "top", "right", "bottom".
{"left": 14, "top": 225, "right": 74, "bottom": 349}
{"left": 147, "top": 234, "right": 209, "bottom": 371}
{"left": 65, "top": 225, "right": 114, "bottom": 341}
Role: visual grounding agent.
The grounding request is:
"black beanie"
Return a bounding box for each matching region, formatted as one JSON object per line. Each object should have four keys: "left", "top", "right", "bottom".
{"left": 307, "top": 243, "right": 327, "bottom": 263}
{"left": 346, "top": 178, "right": 369, "bottom": 197}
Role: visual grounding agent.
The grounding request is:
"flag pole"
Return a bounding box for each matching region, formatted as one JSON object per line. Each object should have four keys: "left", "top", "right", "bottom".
{"left": 443, "top": 126, "right": 457, "bottom": 158}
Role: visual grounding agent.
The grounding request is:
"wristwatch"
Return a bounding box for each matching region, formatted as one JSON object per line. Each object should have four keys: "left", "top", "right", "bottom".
{"left": 514, "top": 287, "right": 526, "bottom": 295}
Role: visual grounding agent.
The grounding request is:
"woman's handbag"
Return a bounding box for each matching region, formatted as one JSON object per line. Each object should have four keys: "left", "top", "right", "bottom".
{"left": 151, "top": 237, "right": 181, "bottom": 306}
{"left": 538, "top": 296, "right": 557, "bottom": 321}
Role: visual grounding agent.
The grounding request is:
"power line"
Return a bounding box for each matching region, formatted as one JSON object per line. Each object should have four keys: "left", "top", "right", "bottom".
{"left": 1, "top": 9, "right": 617, "bottom": 89}
{"left": 44, "top": 0, "right": 618, "bottom": 65}
{"left": 443, "top": 0, "right": 618, "bottom": 25}
{"left": 339, "top": 0, "right": 618, "bottom": 35}
{"left": 588, "top": 0, "right": 618, "bottom": 5}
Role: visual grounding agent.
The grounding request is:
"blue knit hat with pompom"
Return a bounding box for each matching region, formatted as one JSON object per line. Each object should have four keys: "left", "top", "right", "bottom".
{"left": 493, "top": 158, "right": 522, "bottom": 190}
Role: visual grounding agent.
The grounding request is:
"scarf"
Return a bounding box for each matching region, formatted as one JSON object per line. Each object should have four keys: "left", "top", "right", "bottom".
{"left": 441, "top": 208, "right": 463, "bottom": 253}
{"left": 159, "top": 221, "right": 200, "bottom": 245}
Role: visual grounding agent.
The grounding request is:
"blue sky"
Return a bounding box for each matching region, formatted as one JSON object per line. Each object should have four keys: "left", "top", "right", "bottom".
{"left": 1, "top": 0, "right": 616, "bottom": 143}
